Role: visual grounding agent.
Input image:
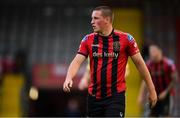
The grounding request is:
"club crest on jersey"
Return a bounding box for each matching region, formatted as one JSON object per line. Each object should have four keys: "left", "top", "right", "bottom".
{"left": 113, "top": 41, "right": 120, "bottom": 52}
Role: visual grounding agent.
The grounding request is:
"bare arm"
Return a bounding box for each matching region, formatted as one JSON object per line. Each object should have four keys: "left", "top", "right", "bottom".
{"left": 131, "top": 52, "right": 157, "bottom": 108}
{"left": 159, "top": 71, "right": 178, "bottom": 100}
{"left": 166, "top": 71, "right": 178, "bottom": 93}
{"left": 63, "top": 54, "right": 86, "bottom": 92}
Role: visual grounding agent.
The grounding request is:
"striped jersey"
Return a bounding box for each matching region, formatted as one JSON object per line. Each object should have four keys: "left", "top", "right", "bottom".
{"left": 146, "top": 57, "right": 176, "bottom": 95}
{"left": 78, "top": 29, "right": 139, "bottom": 99}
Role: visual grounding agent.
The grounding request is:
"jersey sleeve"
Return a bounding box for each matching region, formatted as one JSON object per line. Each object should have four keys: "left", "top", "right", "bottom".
{"left": 77, "top": 35, "right": 89, "bottom": 57}
{"left": 127, "top": 34, "right": 140, "bottom": 56}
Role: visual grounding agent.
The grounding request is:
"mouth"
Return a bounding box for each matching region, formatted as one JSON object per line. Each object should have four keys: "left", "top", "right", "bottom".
{"left": 92, "top": 26, "right": 96, "bottom": 29}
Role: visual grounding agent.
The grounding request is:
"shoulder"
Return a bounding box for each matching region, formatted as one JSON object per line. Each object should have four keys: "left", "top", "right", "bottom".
{"left": 163, "top": 57, "right": 175, "bottom": 66}
{"left": 114, "top": 30, "right": 127, "bottom": 37}
{"left": 82, "top": 33, "right": 96, "bottom": 42}
{"left": 114, "top": 30, "right": 135, "bottom": 42}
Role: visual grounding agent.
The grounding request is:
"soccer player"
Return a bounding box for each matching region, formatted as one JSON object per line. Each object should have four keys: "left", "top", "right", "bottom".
{"left": 63, "top": 6, "right": 157, "bottom": 117}
{"left": 138, "top": 44, "right": 177, "bottom": 117}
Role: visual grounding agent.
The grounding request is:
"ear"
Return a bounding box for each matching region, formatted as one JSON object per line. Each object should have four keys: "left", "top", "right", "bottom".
{"left": 105, "top": 17, "right": 111, "bottom": 23}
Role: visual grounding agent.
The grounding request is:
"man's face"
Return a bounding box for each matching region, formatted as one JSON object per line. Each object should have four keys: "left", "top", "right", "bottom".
{"left": 149, "top": 46, "right": 162, "bottom": 62}
{"left": 91, "top": 10, "right": 108, "bottom": 33}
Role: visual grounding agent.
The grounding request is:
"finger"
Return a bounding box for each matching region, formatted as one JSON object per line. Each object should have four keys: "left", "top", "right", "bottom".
{"left": 63, "top": 86, "right": 68, "bottom": 92}
{"left": 65, "top": 87, "right": 70, "bottom": 93}
{"left": 63, "top": 84, "right": 66, "bottom": 92}
{"left": 65, "top": 85, "right": 70, "bottom": 92}
{"left": 151, "top": 103, "right": 155, "bottom": 108}
{"left": 150, "top": 100, "right": 156, "bottom": 108}
{"left": 66, "top": 87, "right": 70, "bottom": 92}
{"left": 63, "top": 83, "right": 70, "bottom": 92}
{"left": 63, "top": 86, "right": 66, "bottom": 92}
{"left": 69, "top": 81, "right": 73, "bottom": 88}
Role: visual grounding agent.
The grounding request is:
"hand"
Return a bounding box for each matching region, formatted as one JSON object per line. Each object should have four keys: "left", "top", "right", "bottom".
{"left": 63, "top": 78, "right": 73, "bottom": 93}
{"left": 78, "top": 78, "right": 89, "bottom": 91}
{"left": 148, "top": 90, "right": 157, "bottom": 108}
{"left": 158, "top": 90, "right": 168, "bottom": 101}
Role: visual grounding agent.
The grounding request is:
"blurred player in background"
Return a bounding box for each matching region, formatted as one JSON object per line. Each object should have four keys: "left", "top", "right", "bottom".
{"left": 78, "top": 58, "right": 90, "bottom": 91}
{"left": 63, "top": 6, "right": 157, "bottom": 117}
{"left": 138, "top": 44, "right": 177, "bottom": 117}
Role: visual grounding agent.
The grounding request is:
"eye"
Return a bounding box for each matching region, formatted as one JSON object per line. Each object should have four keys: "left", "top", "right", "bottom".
{"left": 92, "top": 16, "right": 99, "bottom": 20}
{"left": 95, "top": 17, "right": 99, "bottom": 19}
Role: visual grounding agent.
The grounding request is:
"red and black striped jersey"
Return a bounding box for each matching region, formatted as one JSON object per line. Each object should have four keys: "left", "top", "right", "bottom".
{"left": 78, "top": 29, "right": 139, "bottom": 99}
{"left": 146, "top": 57, "right": 176, "bottom": 95}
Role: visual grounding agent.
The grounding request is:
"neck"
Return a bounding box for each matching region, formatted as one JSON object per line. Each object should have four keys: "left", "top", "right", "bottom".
{"left": 99, "top": 25, "right": 113, "bottom": 36}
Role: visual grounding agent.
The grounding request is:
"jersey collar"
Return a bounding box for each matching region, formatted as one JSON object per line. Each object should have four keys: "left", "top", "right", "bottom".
{"left": 98, "top": 28, "right": 114, "bottom": 38}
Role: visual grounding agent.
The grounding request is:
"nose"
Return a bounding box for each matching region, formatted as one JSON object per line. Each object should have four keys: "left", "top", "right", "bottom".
{"left": 91, "top": 19, "right": 94, "bottom": 25}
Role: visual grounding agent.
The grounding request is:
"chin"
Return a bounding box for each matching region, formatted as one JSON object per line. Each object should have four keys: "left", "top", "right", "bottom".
{"left": 93, "top": 29, "right": 100, "bottom": 33}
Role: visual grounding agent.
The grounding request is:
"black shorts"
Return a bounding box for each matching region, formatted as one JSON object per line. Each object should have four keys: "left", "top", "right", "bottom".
{"left": 87, "top": 91, "right": 125, "bottom": 117}
{"left": 150, "top": 95, "right": 170, "bottom": 117}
